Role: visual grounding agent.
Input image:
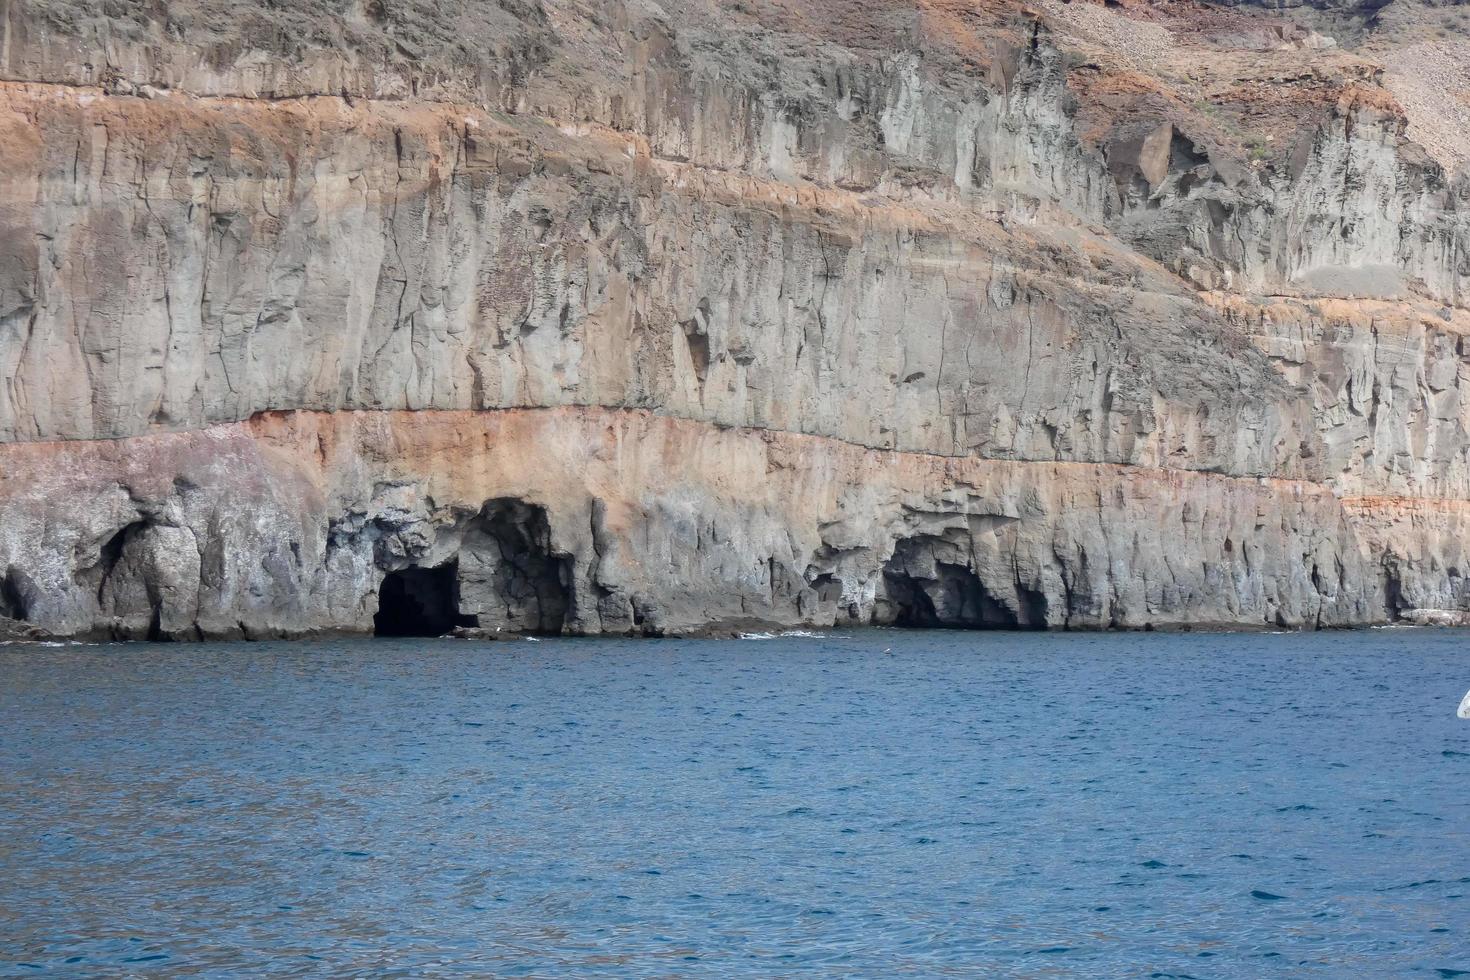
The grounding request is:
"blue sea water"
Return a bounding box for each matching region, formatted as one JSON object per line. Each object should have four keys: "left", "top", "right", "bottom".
{"left": 1, "top": 629, "right": 1468, "bottom": 977}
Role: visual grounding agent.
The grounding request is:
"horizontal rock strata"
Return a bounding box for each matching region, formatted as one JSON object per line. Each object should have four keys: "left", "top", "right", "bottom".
{"left": 0, "top": 0, "right": 1467, "bottom": 638}
{"left": 0, "top": 407, "right": 1397, "bottom": 638}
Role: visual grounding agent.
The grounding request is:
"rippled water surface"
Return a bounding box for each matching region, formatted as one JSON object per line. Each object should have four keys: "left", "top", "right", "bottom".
{"left": 3, "top": 630, "right": 1469, "bottom": 976}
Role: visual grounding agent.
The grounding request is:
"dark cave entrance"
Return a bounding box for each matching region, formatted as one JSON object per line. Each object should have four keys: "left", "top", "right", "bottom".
{"left": 368, "top": 498, "right": 574, "bottom": 639}
{"left": 883, "top": 561, "right": 1021, "bottom": 628}
{"left": 459, "top": 498, "right": 572, "bottom": 635}
{"left": 880, "top": 538, "right": 1047, "bottom": 630}
{"left": 0, "top": 568, "right": 31, "bottom": 622}
{"left": 374, "top": 563, "right": 468, "bottom": 637}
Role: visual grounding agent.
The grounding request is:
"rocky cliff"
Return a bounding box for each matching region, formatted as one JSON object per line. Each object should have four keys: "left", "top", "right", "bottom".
{"left": 1, "top": 0, "right": 1468, "bottom": 639}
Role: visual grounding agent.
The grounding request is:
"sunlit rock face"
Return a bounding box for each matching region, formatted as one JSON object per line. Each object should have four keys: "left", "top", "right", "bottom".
{"left": 0, "top": 0, "right": 1466, "bottom": 638}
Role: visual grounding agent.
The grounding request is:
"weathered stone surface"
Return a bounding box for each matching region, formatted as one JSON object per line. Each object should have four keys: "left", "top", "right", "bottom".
{"left": 0, "top": 408, "right": 1388, "bottom": 638}
{"left": 0, "top": 0, "right": 1467, "bottom": 638}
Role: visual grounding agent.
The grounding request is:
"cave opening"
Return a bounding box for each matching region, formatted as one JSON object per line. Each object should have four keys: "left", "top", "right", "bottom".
{"left": 459, "top": 498, "right": 572, "bottom": 635}
{"left": 1, "top": 568, "right": 29, "bottom": 622}
{"left": 884, "top": 561, "right": 1017, "bottom": 628}
{"left": 880, "top": 538, "right": 1046, "bottom": 630}
{"left": 83, "top": 520, "right": 147, "bottom": 607}
{"left": 374, "top": 563, "right": 470, "bottom": 637}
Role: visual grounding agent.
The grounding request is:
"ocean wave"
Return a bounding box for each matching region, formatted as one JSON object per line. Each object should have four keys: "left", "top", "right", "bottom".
{"left": 738, "top": 630, "right": 832, "bottom": 640}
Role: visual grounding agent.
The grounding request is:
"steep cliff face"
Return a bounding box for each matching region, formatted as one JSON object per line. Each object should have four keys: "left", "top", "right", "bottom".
{"left": 0, "top": 0, "right": 1467, "bottom": 639}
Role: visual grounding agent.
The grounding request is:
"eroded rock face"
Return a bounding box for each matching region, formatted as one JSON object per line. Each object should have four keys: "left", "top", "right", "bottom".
{"left": 0, "top": 0, "right": 1467, "bottom": 638}
{"left": 0, "top": 408, "right": 1392, "bottom": 638}
{"left": 456, "top": 499, "right": 572, "bottom": 635}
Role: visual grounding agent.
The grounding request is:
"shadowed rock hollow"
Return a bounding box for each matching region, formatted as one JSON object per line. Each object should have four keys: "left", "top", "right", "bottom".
{"left": 0, "top": 0, "right": 1467, "bottom": 639}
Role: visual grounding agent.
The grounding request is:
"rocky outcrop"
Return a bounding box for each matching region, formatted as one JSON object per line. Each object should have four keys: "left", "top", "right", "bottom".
{"left": 0, "top": 0, "right": 1467, "bottom": 639}
{"left": 0, "top": 408, "right": 1384, "bottom": 638}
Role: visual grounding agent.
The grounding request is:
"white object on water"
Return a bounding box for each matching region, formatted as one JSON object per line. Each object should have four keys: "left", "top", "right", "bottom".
{"left": 1459, "top": 689, "right": 1470, "bottom": 719}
